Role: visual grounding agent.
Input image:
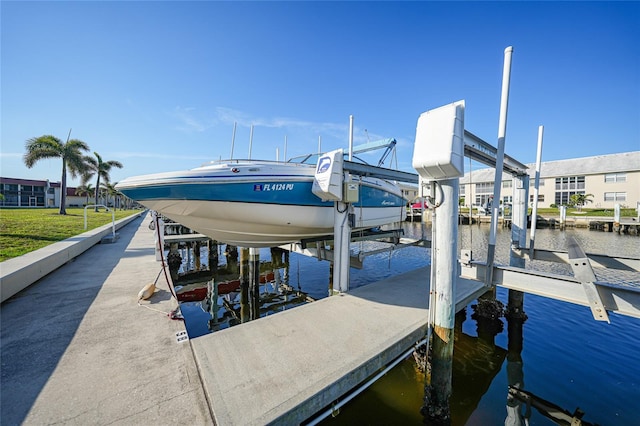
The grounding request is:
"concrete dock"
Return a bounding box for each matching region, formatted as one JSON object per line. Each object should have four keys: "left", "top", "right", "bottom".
{"left": 0, "top": 213, "right": 211, "bottom": 425}
{"left": 192, "top": 268, "right": 485, "bottom": 424}
{"left": 1, "top": 212, "right": 486, "bottom": 425}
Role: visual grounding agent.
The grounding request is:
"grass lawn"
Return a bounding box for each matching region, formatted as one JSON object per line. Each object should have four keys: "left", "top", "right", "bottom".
{"left": 0, "top": 208, "right": 140, "bottom": 262}
{"left": 533, "top": 207, "right": 637, "bottom": 217}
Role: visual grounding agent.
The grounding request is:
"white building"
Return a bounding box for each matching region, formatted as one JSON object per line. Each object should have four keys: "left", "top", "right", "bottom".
{"left": 459, "top": 151, "right": 640, "bottom": 210}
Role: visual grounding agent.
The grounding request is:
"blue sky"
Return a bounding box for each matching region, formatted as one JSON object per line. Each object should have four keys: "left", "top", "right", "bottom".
{"left": 2, "top": 1, "right": 639, "bottom": 186}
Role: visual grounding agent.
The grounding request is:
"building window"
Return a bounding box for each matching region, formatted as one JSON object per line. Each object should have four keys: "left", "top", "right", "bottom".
{"left": 604, "top": 192, "right": 626, "bottom": 202}
{"left": 474, "top": 182, "right": 494, "bottom": 207}
{"left": 555, "top": 191, "right": 584, "bottom": 206}
{"left": 529, "top": 194, "right": 545, "bottom": 203}
{"left": 502, "top": 180, "right": 512, "bottom": 189}
{"left": 529, "top": 179, "right": 545, "bottom": 186}
{"left": 475, "top": 182, "right": 494, "bottom": 193}
{"left": 555, "top": 176, "right": 585, "bottom": 205}
{"left": 605, "top": 173, "right": 626, "bottom": 183}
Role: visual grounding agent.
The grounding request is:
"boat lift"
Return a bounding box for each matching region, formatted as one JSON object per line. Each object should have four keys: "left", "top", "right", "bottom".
{"left": 283, "top": 102, "right": 640, "bottom": 321}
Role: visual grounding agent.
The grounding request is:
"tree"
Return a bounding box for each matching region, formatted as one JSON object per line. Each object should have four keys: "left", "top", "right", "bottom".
{"left": 82, "top": 152, "right": 123, "bottom": 212}
{"left": 101, "top": 181, "right": 122, "bottom": 209}
{"left": 75, "top": 183, "right": 95, "bottom": 206}
{"left": 24, "top": 133, "right": 89, "bottom": 215}
{"left": 569, "top": 193, "right": 594, "bottom": 212}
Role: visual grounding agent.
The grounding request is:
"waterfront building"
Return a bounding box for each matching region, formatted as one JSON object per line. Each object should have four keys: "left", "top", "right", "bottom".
{"left": 0, "top": 177, "right": 85, "bottom": 208}
{"left": 460, "top": 151, "right": 639, "bottom": 210}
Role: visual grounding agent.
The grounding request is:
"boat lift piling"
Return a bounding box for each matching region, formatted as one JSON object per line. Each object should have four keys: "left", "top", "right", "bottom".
{"left": 426, "top": 177, "right": 459, "bottom": 421}
{"left": 249, "top": 247, "right": 261, "bottom": 320}
{"left": 239, "top": 248, "right": 250, "bottom": 323}
{"left": 412, "top": 100, "right": 466, "bottom": 421}
{"left": 529, "top": 125, "right": 544, "bottom": 256}
{"left": 486, "top": 46, "right": 514, "bottom": 288}
{"left": 507, "top": 171, "right": 529, "bottom": 319}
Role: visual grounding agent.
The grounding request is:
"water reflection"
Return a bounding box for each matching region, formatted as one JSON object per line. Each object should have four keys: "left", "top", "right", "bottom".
{"left": 176, "top": 245, "right": 314, "bottom": 337}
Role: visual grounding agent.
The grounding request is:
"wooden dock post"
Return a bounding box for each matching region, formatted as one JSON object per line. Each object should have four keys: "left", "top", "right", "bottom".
{"left": 423, "top": 177, "right": 459, "bottom": 423}
{"left": 506, "top": 308, "right": 526, "bottom": 422}
{"left": 167, "top": 243, "right": 182, "bottom": 282}
{"left": 194, "top": 241, "right": 201, "bottom": 271}
{"left": 208, "top": 239, "right": 218, "bottom": 271}
{"left": 239, "top": 248, "right": 250, "bottom": 323}
{"left": 249, "top": 247, "right": 260, "bottom": 320}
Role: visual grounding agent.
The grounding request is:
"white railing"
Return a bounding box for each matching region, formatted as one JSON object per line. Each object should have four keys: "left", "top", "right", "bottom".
{"left": 84, "top": 204, "right": 116, "bottom": 238}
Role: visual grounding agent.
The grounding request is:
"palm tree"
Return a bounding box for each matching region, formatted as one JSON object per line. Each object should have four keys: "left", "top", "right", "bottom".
{"left": 101, "top": 182, "right": 122, "bottom": 209}
{"left": 82, "top": 152, "right": 123, "bottom": 212}
{"left": 24, "top": 133, "right": 89, "bottom": 215}
{"left": 569, "top": 193, "right": 594, "bottom": 212}
{"left": 75, "top": 183, "right": 95, "bottom": 206}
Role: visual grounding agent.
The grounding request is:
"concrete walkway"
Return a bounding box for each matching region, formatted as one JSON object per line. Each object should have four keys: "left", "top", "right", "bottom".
{"left": 0, "top": 213, "right": 211, "bottom": 425}
{"left": 1, "top": 211, "right": 487, "bottom": 425}
{"left": 192, "top": 268, "right": 485, "bottom": 425}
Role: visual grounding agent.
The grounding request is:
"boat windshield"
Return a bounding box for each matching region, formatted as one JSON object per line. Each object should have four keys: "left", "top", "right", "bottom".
{"left": 287, "top": 138, "right": 396, "bottom": 167}
{"left": 287, "top": 153, "right": 369, "bottom": 165}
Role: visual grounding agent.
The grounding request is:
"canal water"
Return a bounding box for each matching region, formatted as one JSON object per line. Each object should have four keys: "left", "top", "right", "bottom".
{"left": 178, "top": 224, "right": 640, "bottom": 425}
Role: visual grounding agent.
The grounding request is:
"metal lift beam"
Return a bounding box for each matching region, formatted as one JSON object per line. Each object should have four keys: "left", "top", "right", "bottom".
{"left": 463, "top": 130, "right": 528, "bottom": 176}
{"left": 567, "top": 237, "right": 610, "bottom": 323}
{"left": 341, "top": 131, "right": 527, "bottom": 184}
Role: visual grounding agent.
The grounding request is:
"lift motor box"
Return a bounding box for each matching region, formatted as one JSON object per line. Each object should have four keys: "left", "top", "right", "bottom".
{"left": 312, "top": 149, "right": 343, "bottom": 202}
{"left": 412, "top": 100, "right": 465, "bottom": 181}
{"left": 343, "top": 181, "right": 359, "bottom": 203}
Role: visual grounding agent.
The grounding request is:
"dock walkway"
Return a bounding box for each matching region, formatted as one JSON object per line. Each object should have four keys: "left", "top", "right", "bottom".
{"left": 192, "top": 268, "right": 485, "bottom": 424}
{"left": 0, "top": 213, "right": 211, "bottom": 425}
{"left": 1, "top": 212, "right": 486, "bottom": 425}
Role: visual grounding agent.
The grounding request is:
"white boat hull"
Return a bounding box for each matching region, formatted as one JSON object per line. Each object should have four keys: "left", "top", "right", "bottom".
{"left": 117, "top": 158, "right": 407, "bottom": 247}
{"left": 142, "top": 199, "right": 405, "bottom": 247}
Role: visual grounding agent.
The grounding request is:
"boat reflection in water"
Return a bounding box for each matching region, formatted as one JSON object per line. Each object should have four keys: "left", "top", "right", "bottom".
{"left": 176, "top": 246, "right": 314, "bottom": 336}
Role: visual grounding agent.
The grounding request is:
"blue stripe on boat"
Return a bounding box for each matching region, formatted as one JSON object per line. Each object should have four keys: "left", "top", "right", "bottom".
{"left": 120, "top": 181, "right": 405, "bottom": 208}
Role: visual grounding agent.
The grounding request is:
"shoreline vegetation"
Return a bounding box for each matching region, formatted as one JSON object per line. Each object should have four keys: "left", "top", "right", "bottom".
{"left": 1, "top": 207, "right": 636, "bottom": 262}
{"left": 0, "top": 208, "right": 140, "bottom": 262}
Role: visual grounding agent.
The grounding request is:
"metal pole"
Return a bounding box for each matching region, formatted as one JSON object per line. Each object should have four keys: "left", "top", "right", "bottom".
{"left": 284, "top": 135, "right": 288, "bottom": 161}
{"left": 348, "top": 115, "right": 354, "bottom": 161}
{"left": 333, "top": 200, "right": 351, "bottom": 293}
{"left": 248, "top": 124, "right": 254, "bottom": 160}
{"left": 507, "top": 174, "right": 528, "bottom": 319}
{"left": 486, "top": 46, "right": 514, "bottom": 287}
{"left": 230, "top": 121, "right": 237, "bottom": 159}
{"left": 529, "top": 126, "right": 544, "bottom": 256}
{"left": 318, "top": 135, "right": 322, "bottom": 154}
{"left": 512, "top": 174, "right": 529, "bottom": 251}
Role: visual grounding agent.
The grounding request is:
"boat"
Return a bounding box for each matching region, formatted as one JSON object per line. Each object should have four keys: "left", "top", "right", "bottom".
{"left": 116, "top": 139, "right": 407, "bottom": 247}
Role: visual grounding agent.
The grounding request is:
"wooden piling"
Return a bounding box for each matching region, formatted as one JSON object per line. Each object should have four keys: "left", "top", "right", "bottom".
{"left": 194, "top": 241, "right": 201, "bottom": 270}
{"left": 239, "top": 248, "right": 249, "bottom": 323}
{"left": 208, "top": 239, "right": 218, "bottom": 272}
{"left": 423, "top": 177, "right": 458, "bottom": 423}
{"left": 249, "top": 247, "right": 260, "bottom": 320}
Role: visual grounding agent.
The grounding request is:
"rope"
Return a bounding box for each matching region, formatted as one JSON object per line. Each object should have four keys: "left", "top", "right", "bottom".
{"left": 155, "top": 213, "right": 177, "bottom": 300}
{"left": 137, "top": 301, "right": 171, "bottom": 315}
